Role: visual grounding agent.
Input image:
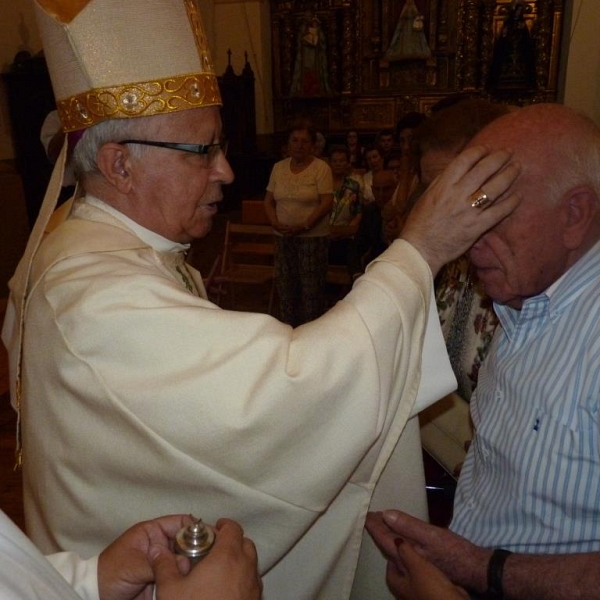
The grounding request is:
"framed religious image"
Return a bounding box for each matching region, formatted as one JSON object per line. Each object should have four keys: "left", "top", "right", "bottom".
{"left": 384, "top": 0, "right": 432, "bottom": 61}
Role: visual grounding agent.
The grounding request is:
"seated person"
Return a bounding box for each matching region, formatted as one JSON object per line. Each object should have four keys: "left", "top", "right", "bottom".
{"left": 357, "top": 145, "right": 397, "bottom": 262}
{"left": 362, "top": 144, "right": 385, "bottom": 203}
{"left": 346, "top": 129, "right": 365, "bottom": 170}
{"left": 382, "top": 151, "right": 421, "bottom": 246}
{"left": 328, "top": 145, "right": 364, "bottom": 276}
{"left": 368, "top": 102, "right": 600, "bottom": 600}
{"left": 395, "top": 111, "right": 427, "bottom": 160}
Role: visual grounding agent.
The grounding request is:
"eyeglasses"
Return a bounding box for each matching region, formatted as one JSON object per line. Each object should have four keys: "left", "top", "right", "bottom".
{"left": 118, "top": 138, "right": 228, "bottom": 167}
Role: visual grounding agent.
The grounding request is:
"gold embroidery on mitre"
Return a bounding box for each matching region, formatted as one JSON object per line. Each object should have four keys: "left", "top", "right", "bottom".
{"left": 184, "top": 0, "right": 216, "bottom": 75}
{"left": 36, "top": 0, "right": 92, "bottom": 23}
{"left": 56, "top": 73, "right": 221, "bottom": 132}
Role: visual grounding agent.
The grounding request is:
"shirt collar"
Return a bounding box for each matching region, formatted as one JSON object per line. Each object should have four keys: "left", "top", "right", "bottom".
{"left": 494, "top": 240, "right": 600, "bottom": 334}
{"left": 84, "top": 195, "right": 190, "bottom": 254}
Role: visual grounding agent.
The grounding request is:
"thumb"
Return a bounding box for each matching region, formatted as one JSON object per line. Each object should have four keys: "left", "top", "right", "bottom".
{"left": 148, "top": 545, "right": 182, "bottom": 585}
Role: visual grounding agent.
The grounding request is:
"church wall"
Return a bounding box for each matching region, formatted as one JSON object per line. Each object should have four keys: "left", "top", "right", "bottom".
{"left": 0, "top": 0, "right": 42, "bottom": 160}
{"left": 563, "top": 0, "right": 600, "bottom": 125}
{"left": 213, "top": 0, "right": 274, "bottom": 134}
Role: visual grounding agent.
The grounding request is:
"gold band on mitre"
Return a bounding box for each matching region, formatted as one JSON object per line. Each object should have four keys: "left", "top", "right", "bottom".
{"left": 35, "top": 0, "right": 222, "bottom": 132}
{"left": 57, "top": 72, "right": 221, "bottom": 132}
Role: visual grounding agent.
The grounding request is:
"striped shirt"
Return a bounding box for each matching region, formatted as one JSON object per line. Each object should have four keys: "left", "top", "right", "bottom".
{"left": 450, "top": 241, "right": 600, "bottom": 553}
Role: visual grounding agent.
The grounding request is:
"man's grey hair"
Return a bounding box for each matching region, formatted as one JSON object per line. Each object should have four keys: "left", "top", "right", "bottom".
{"left": 549, "top": 120, "right": 600, "bottom": 202}
{"left": 72, "top": 117, "right": 151, "bottom": 179}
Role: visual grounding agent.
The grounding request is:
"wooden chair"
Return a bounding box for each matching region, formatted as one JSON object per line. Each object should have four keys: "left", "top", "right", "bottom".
{"left": 218, "top": 220, "right": 275, "bottom": 314}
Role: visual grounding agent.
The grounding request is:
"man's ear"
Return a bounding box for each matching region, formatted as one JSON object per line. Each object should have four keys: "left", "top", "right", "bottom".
{"left": 562, "top": 186, "right": 599, "bottom": 250}
{"left": 96, "top": 143, "right": 133, "bottom": 193}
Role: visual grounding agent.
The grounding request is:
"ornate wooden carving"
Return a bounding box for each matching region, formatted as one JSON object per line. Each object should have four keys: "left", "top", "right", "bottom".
{"left": 270, "top": 0, "right": 566, "bottom": 132}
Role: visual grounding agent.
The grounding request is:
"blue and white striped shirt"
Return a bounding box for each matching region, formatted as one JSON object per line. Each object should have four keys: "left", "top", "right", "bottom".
{"left": 450, "top": 241, "right": 600, "bottom": 553}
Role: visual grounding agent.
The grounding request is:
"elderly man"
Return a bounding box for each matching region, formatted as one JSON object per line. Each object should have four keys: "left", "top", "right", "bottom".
{"left": 367, "top": 103, "right": 600, "bottom": 599}
{"left": 1, "top": 2, "right": 521, "bottom": 599}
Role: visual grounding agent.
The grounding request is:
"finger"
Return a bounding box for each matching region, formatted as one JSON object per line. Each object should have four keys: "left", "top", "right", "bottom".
{"left": 395, "top": 537, "right": 427, "bottom": 572}
{"left": 435, "top": 145, "right": 491, "bottom": 186}
{"left": 382, "top": 510, "right": 432, "bottom": 542}
{"left": 365, "top": 513, "right": 398, "bottom": 559}
{"left": 215, "top": 518, "right": 244, "bottom": 537}
{"left": 386, "top": 560, "right": 410, "bottom": 599}
{"left": 450, "top": 149, "right": 513, "bottom": 195}
{"left": 151, "top": 514, "right": 195, "bottom": 539}
{"left": 469, "top": 191, "right": 521, "bottom": 237}
{"left": 149, "top": 545, "right": 183, "bottom": 585}
{"left": 468, "top": 161, "right": 521, "bottom": 209}
{"left": 213, "top": 518, "right": 247, "bottom": 553}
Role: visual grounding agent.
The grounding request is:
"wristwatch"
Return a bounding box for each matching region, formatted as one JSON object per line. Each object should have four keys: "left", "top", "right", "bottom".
{"left": 486, "top": 548, "right": 513, "bottom": 598}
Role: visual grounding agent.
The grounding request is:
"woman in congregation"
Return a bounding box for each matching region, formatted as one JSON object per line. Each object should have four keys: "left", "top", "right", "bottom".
{"left": 264, "top": 122, "right": 334, "bottom": 326}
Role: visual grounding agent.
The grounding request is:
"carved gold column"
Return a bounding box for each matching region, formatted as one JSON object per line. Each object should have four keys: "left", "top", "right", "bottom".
{"left": 533, "top": 0, "right": 550, "bottom": 91}
{"left": 329, "top": 10, "right": 339, "bottom": 94}
{"left": 479, "top": 0, "right": 495, "bottom": 89}
{"left": 456, "top": 0, "right": 480, "bottom": 90}
{"left": 341, "top": 3, "right": 354, "bottom": 94}
{"left": 281, "top": 12, "right": 293, "bottom": 96}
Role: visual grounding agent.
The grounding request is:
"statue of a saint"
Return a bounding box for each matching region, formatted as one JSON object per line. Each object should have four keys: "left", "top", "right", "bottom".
{"left": 385, "top": 0, "right": 431, "bottom": 61}
{"left": 488, "top": 0, "right": 536, "bottom": 90}
{"left": 290, "top": 14, "right": 331, "bottom": 96}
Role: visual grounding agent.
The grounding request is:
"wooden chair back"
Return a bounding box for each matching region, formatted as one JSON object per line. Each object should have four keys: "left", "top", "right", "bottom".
{"left": 219, "top": 221, "right": 276, "bottom": 313}
{"left": 241, "top": 199, "right": 270, "bottom": 225}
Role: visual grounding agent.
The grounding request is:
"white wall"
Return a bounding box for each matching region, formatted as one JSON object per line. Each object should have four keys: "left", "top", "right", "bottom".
{"left": 563, "top": 0, "right": 600, "bottom": 126}
{"left": 213, "top": 0, "right": 273, "bottom": 134}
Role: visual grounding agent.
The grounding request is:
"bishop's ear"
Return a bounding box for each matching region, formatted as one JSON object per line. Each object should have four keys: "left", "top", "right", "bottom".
{"left": 96, "top": 142, "right": 132, "bottom": 193}
{"left": 562, "top": 186, "right": 599, "bottom": 250}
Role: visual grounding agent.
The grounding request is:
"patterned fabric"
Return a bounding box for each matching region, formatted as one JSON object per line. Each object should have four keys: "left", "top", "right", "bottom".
{"left": 435, "top": 256, "right": 498, "bottom": 401}
{"left": 451, "top": 241, "right": 600, "bottom": 553}
{"left": 330, "top": 175, "right": 363, "bottom": 226}
{"left": 275, "top": 235, "right": 329, "bottom": 326}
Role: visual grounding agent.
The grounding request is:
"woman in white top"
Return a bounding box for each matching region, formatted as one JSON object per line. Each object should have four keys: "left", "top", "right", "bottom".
{"left": 264, "top": 123, "right": 334, "bottom": 325}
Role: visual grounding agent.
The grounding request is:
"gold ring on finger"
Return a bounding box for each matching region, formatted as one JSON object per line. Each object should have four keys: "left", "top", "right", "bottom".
{"left": 469, "top": 188, "right": 491, "bottom": 209}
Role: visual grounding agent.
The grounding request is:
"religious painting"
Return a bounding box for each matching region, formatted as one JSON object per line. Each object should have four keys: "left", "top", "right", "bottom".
{"left": 289, "top": 12, "right": 332, "bottom": 97}
{"left": 385, "top": 0, "right": 431, "bottom": 61}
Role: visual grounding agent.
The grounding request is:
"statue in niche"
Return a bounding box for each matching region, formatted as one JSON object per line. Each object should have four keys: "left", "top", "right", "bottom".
{"left": 290, "top": 13, "right": 331, "bottom": 96}
{"left": 385, "top": 0, "right": 431, "bottom": 61}
{"left": 488, "top": 0, "right": 536, "bottom": 90}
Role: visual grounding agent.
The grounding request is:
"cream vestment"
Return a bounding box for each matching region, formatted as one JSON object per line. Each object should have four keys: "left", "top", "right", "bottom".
{"left": 2, "top": 198, "right": 454, "bottom": 599}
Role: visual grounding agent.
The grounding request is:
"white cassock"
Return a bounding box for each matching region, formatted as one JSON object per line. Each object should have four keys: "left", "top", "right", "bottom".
{"left": 2, "top": 197, "right": 454, "bottom": 600}
{"left": 0, "top": 509, "right": 98, "bottom": 600}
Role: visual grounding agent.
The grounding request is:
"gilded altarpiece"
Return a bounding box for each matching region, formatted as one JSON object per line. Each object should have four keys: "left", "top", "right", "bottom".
{"left": 270, "top": 0, "right": 566, "bottom": 133}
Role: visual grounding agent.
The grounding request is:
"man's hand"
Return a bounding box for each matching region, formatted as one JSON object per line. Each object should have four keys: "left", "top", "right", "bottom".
{"left": 401, "top": 145, "right": 521, "bottom": 275}
{"left": 150, "top": 518, "right": 262, "bottom": 600}
{"left": 386, "top": 537, "right": 470, "bottom": 600}
{"left": 98, "top": 514, "right": 196, "bottom": 600}
{"left": 366, "top": 510, "right": 491, "bottom": 594}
